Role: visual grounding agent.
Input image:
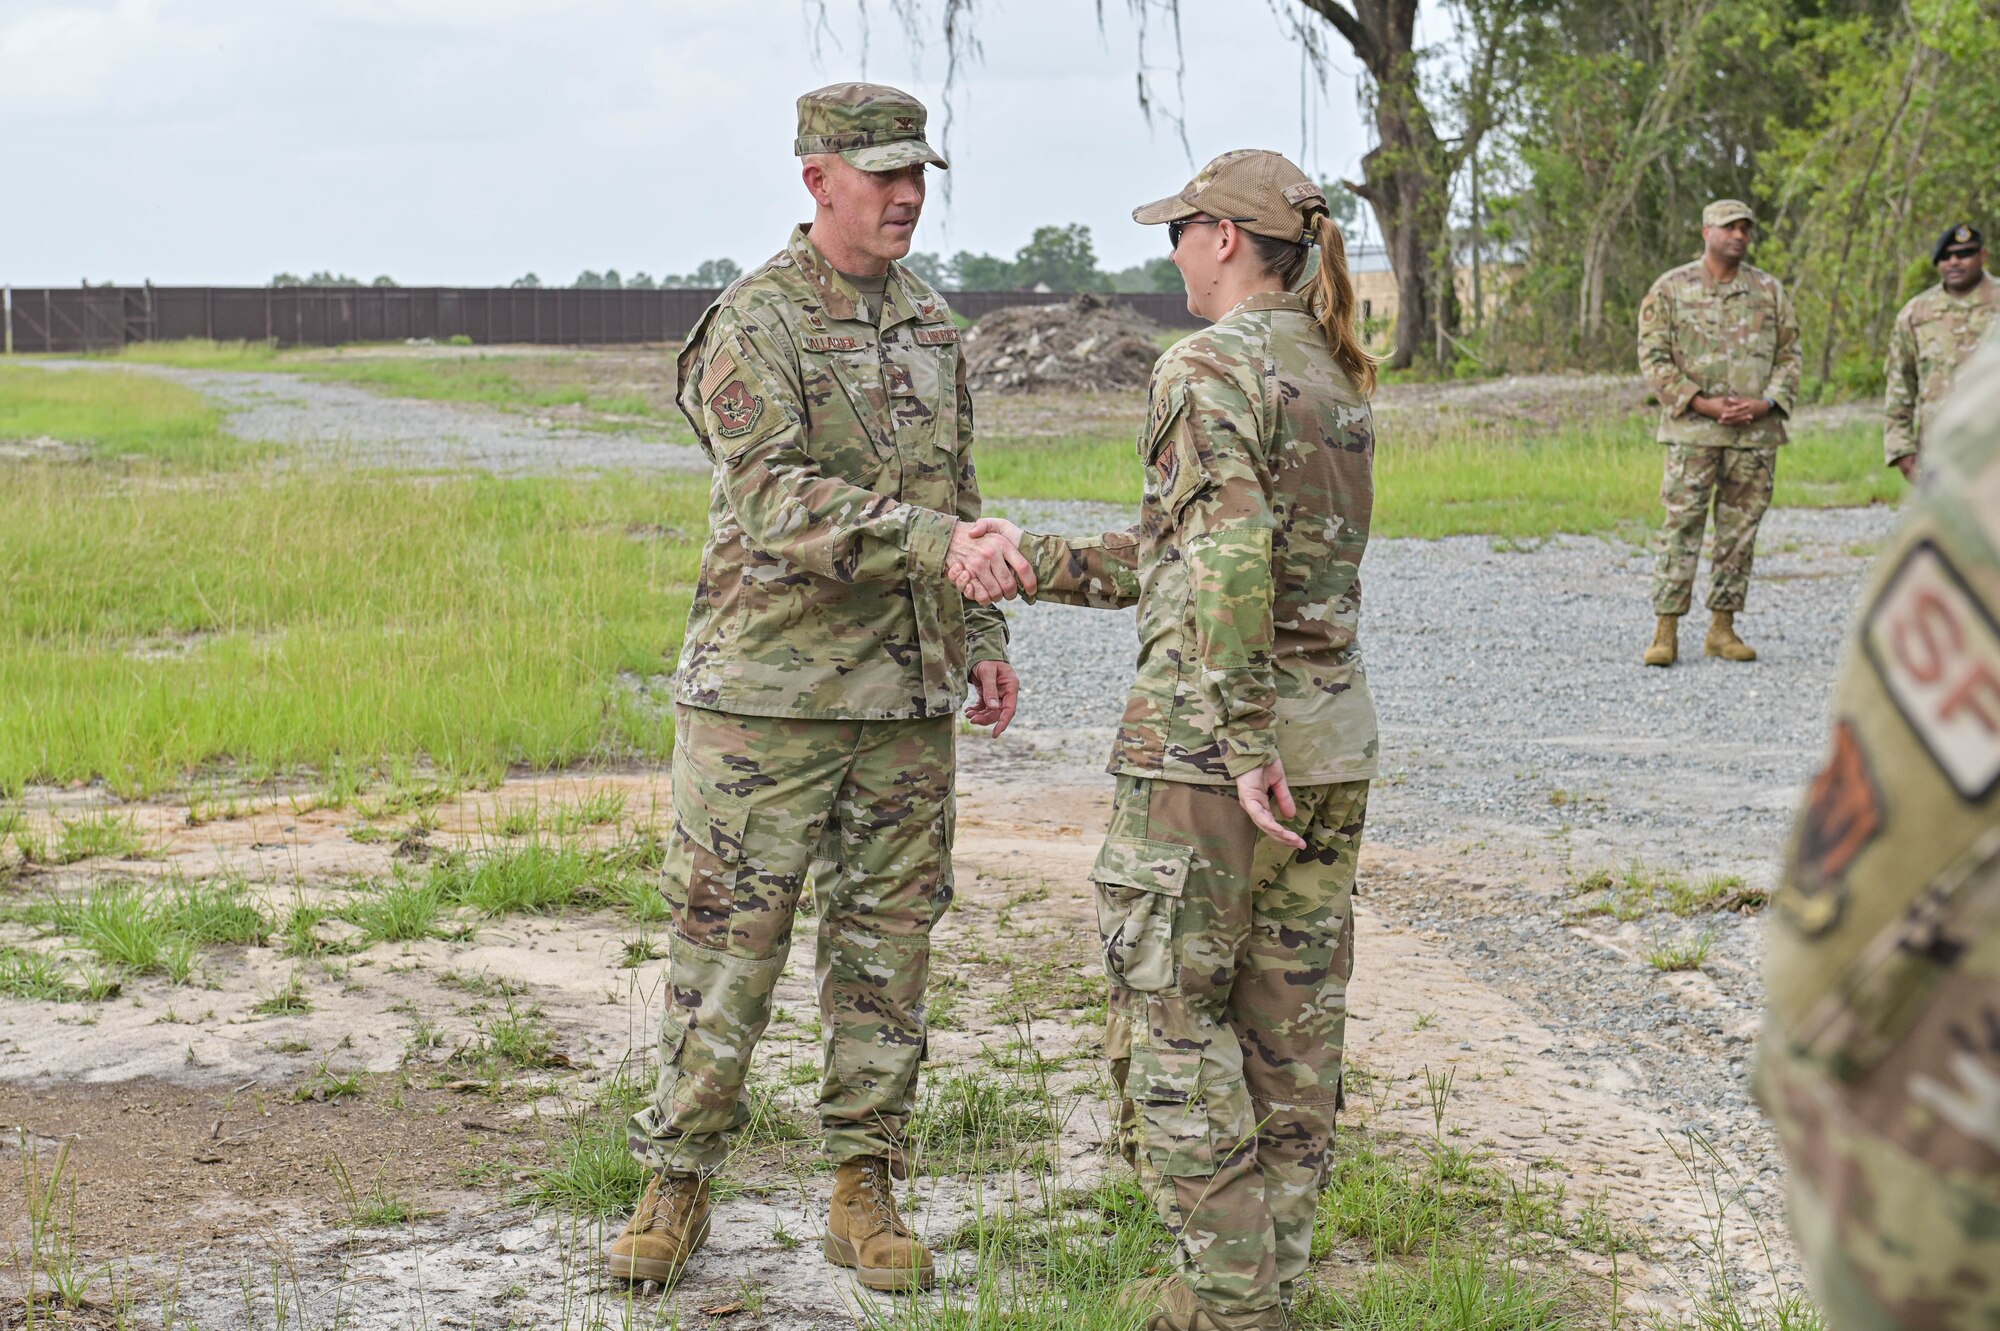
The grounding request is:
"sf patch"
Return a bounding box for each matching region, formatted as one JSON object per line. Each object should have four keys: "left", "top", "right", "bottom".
{"left": 710, "top": 379, "right": 764, "bottom": 439}
{"left": 1864, "top": 539, "right": 2000, "bottom": 800}
{"left": 1782, "top": 718, "right": 1879, "bottom": 935}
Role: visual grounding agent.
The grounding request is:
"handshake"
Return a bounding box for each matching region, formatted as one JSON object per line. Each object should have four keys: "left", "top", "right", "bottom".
{"left": 947, "top": 518, "right": 1035, "bottom": 605}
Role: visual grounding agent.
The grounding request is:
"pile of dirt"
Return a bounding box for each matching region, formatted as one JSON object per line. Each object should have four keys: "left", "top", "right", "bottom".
{"left": 962, "top": 293, "right": 1166, "bottom": 393}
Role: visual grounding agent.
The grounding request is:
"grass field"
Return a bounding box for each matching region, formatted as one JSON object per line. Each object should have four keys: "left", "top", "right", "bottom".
{"left": 0, "top": 364, "right": 706, "bottom": 795}
{"left": 0, "top": 355, "right": 1897, "bottom": 793}
{"left": 979, "top": 416, "right": 1899, "bottom": 539}
{"left": 0, "top": 361, "right": 264, "bottom": 467}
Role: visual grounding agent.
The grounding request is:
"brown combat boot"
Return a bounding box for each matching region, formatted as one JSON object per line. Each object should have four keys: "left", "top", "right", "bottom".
{"left": 1643, "top": 614, "right": 1679, "bottom": 667}
{"left": 1705, "top": 610, "right": 1757, "bottom": 662}
{"left": 825, "top": 1156, "right": 935, "bottom": 1292}
{"left": 1121, "top": 1276, "right": 1288, "bottom": 1331}
{"left": 605, "top": 1172, "right": 710, "bottom": 1286}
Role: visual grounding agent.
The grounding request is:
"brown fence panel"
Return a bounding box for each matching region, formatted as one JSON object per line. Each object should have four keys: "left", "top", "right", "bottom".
{"left": 4, "top": 284, "right": 1204, "bottom": 352}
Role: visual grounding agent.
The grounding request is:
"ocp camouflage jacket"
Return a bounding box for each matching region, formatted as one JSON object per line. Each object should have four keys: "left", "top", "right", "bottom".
{"left": 1884, "top": 275, "right": 1997, "bottom": 465}
{"left": 672, "top": 226, "right": 1007, "bottom": 721}
{"left": 1639, "top": 260, "right": 1802, "bottom": 449}
{"left": 1015, "top": 290, "right": 1380, "bottom": 786}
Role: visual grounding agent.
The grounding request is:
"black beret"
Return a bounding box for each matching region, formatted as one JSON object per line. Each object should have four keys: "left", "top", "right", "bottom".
{"left": 1935, "top": 223, "right": 1984, "bottom": 263}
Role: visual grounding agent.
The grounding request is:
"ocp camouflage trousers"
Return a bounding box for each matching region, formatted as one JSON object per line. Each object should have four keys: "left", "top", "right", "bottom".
{"left": 1097, "top": 775, "right": 1367, "bottom": 1316}
{"left": 627, "top": 705, "right": 954, "bottom": 1178}
{"left": 1652, "top": 443, "right": 1778, "bottom": 615}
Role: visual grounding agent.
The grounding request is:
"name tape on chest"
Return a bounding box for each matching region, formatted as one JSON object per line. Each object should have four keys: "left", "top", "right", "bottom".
{"left": 802, "top": 334, "right": 863, "bottom": 353}
{"left": 1865, "top": 540, "right": 2000, "bottom": 800}
{"left": 913, "top": 325, "right": 961, "bottom": 346}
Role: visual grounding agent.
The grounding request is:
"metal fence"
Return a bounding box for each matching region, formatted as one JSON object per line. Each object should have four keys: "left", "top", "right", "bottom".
{"left": 2, "top": 284, "right": 1202, "bottom": 353}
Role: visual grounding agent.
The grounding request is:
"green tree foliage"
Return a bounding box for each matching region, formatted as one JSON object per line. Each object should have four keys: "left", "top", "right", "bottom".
{"left": 1011, "top": 224, "right": 1110, "bottom": 292}
{"left": 660, "top": 259, "right": 743, "bottom": 289}
{"left": 1759, "top": 0, "right": 2000, "bottom": 395}
{"left": 272, "top": 271, "right": 366, "bottom": 287}
{"left": 509, "top": 273, "right": 543, "bottom": 289}
{"left": 1473, "top": 0, "right": 1990, "bottom": 393}
{"left": 948, "top": 251, "right": 1015, "bottom": 290}
{"left": 1108, "top": 257, "right": 1186, "bottom": 294}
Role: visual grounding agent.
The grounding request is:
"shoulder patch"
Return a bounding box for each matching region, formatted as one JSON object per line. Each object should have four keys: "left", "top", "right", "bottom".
{"left": 1782, "top": 719, "right": 1879, "bottom": 935}
{"left": 1864, "top": 539, "right": 2000, "bottom": 800}
{"left": 709, "top": 380, "right": 763, "bottom": 439}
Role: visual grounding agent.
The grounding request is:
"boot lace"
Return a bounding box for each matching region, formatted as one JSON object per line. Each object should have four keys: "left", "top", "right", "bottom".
{"left": 644, "top": 1175, "right": 700, "bottom": 1234}
{"left": 855, "top": 1160, "right": 908, "bottom": 1237}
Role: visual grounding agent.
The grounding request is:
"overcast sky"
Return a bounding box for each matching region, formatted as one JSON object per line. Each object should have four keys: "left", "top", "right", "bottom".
{"left": 0, "top": 0, "right": 1422, "bottom": 288}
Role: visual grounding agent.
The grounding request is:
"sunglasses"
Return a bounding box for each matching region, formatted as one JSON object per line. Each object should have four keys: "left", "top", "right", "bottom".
{"left": 1169, "top": 217, "right": 1256, "bottom": 250}
{"left": 1940, "top": 247, "right": 1982, "bottom": 262}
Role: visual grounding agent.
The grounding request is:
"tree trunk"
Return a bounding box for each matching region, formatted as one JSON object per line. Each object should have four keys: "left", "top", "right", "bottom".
{"left": 1311, "top": 0, "right": 1458, "bottom": 370}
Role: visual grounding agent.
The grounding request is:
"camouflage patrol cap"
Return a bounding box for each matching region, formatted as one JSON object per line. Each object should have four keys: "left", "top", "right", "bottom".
{"left": 794, "top": 82, "right": 947, "bottom": 172}
{"left": 1702, "top": 199, "right": 1757, "bottom": 228}
{"left": 1933, "top": 222, "right": 1984, "bottom": 263}
{"left": 1132, "top": 149, "right": 1327, "bottom": 242}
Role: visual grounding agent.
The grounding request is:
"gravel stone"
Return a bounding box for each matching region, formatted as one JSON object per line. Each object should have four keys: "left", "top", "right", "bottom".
{"left": 37, "top": 359, "right": 707, "bottom": 475}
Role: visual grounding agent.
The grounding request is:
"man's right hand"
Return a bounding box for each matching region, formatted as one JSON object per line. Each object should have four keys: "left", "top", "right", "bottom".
{"left": 948, "top": 519, "right": 1037, "bottom": 603}
{"left": 1893, "top": 454, "right": 1918, "bottom": 482}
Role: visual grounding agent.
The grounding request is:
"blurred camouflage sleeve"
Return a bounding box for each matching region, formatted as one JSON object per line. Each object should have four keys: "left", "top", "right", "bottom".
{"left": 952, "top": 356, "right": 1011, "bottom": 666}
{"left": 1169, "top": 375, "right": 1280, "bottom": 779}
{"left": 696, "top": 309, "right": 957, "bottom": 584}
{"left": 1883, "top": 307, "right": 1919, "bottom": 465}
{"left": 1638, "top": 278, "right": 1700, "bottom": 419}
{"left": 1764, "top": 279, "right": 1802, "bottom": 417}
{"left": 1014, "top": 528, "right": 1142, "bottom": 609}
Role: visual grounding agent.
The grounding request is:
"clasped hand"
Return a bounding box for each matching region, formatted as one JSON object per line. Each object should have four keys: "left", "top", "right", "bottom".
{"left": 947, "top": 518, "right": 1035, "bottom": 604}
{"left": 1693, "top": 394, "right": 1773, "bottom": 427}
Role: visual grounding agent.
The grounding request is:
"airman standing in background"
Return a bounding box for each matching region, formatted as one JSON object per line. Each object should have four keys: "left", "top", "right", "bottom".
{"left": 1637, "top": 198, "right": 1802, "bottom": 667}
{"left": 1883, "top": 223, "right": 1995, "bottom": 482}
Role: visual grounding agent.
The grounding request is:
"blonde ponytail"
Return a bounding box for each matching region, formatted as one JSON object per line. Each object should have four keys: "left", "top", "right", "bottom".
{"left": 1310, "top": 213, "right": 1377, "bottom": 398}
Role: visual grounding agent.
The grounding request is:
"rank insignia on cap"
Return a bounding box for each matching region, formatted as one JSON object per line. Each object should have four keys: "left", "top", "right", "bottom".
{"left": 1958, "top": 225, "right": 1973, "bottom": 242}
{"left": 710, "top": 380, "right": 764, "bottom": 438}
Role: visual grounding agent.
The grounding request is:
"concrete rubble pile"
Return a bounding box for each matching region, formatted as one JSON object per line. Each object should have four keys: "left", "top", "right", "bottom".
{"left": 961, "top": 293, "right": 1165, "bottom": 394}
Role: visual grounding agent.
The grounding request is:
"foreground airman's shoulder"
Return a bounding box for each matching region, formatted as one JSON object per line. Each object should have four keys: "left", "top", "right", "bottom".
{"left": 708, "top": 252, "right": 801, "bottom": 322}
{"left": 890, "top": 259, "right": 948, "bottom": 313}
{"left": 1157, "top": 323, "right": 1261, "bottom": 390}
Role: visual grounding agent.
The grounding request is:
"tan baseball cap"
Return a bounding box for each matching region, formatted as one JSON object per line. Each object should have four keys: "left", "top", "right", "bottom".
{"left": 794, "top": 82, "right": 947, "bottom": 172}
{"left": 1703, "top": 199, "right": 1756, "bottom": 228}
{"left": 1132, "top": 149, "right": 1327, "bottom": 242}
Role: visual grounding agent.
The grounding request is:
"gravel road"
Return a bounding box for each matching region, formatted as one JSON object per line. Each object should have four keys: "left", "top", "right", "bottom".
{"left": 39, "top": 359, "right": 707, "bottom": 475}
{"left": 992, "top": 496, "right": 1901, "bottom": 883}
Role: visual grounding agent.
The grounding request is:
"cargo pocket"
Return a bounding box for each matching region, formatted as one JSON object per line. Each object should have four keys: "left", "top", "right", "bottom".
{"left": 669, "top": 761, "right": 751, "bottom": 952}
{"left": 1779, "top": 825, "right": 2000, "bottom": 1081}
{"left": 1137, "top": 1081, "right": 1256, "bottom": 1178}
{"left": 1090, "top": 836, "right": 1193, "bottom": 993}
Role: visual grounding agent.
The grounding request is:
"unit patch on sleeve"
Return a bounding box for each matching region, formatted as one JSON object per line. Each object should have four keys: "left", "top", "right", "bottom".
{"left": 1864, "top": 539, "right": 2000, "bottom": 800}
{"left": 709, "top": 379, "right": 764, "bottom": 439}
{"left": 1782, "top": 718, "right": 1879, "bottom": 934}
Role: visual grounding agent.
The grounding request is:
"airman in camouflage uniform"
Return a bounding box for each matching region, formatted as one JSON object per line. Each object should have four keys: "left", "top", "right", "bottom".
{"left": 1759, "top": 334, "right": 2000, "bottom": 1330}
{"left": 1883, "top": 223, "right": 1995, "bottom": 480}
{"left": 1638, "top": 199, "right": 1802, "bottom": 667}
{"left": 608, "top": 82, "right": 1033, "bottom": 1296}
{"left": 964, "top": 150, "right": 1380, "bottom": 1330}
